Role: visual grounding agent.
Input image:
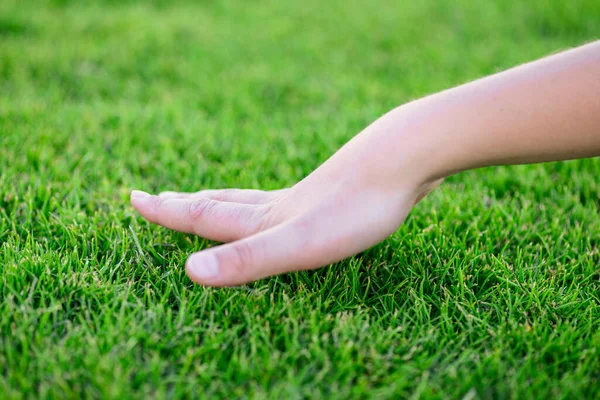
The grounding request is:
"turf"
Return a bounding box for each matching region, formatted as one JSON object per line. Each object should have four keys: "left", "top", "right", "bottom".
{"left": 1, "top": 0, "right": 599, "bottom": 398}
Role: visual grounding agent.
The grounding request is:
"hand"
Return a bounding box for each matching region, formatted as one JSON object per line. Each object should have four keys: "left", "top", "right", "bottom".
{"left": 131, "top": 140, "right": 443, "bottom": 286}
{"left": 132, "top": 42, "right": 600, "bottom": 287}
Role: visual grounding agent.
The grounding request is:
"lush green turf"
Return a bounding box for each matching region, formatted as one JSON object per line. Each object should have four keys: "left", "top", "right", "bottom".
{"left": 1, "top": 0, "right": 599, "bottom": 398}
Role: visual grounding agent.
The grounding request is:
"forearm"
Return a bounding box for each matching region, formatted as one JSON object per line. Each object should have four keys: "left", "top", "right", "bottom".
{"left": 134, "top": 42, "right": 600, "bottom": 287}
{"left": 356, "top": 41, "right": 600, "bottom": 187}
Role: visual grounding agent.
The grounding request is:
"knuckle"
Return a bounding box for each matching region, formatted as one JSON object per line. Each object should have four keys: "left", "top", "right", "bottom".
{"left": 188, "top": 198, "right": 214, "bottom": 221}
{"left": 228, "top": 241, "right": 255, "bottom": 275}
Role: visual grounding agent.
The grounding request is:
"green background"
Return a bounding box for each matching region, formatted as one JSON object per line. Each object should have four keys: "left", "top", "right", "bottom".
{"left": 1, "top": 0, "right": 599, "bottom": 398}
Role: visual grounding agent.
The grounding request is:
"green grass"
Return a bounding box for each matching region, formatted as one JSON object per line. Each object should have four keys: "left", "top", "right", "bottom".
{"left": 1, "top": 0, "right": 599, "bottom": 398}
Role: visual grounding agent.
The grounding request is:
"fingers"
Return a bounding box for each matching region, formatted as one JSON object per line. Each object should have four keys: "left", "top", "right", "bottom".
{"left": 185, "top": 217, "right": 322, "bottom": 287}
{"left": 183, "top": 200, "right": 389, "bottom": 287}
{"left": 158, "top": 188, "right": 288, "bottom": 204}
{"left": 130, "top": 190, "right": 269, "bottom": 242}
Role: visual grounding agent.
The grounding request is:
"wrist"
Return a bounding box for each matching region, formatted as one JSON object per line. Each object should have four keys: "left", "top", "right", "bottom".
{"left": 361, "top": 101, "right": 457, "bottom": 189}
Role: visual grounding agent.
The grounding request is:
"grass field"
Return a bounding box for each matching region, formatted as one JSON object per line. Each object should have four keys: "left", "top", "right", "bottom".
{"left": 1, "top": 0, "right": 600, "bottom": 398}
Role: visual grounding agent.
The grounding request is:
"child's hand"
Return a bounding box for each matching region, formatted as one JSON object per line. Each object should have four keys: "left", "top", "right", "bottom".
{"left": 131, "top": 152, "right": 443, "bottom": 286}
{"left": 131, "top": 41, "right": 599, "bottom": 287}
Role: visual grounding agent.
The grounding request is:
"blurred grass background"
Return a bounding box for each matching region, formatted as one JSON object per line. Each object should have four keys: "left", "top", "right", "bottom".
{"left": 1, "top": 0, "right": 599, "bottom": 398}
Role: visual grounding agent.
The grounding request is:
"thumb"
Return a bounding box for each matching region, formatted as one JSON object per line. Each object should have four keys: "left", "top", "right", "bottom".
{"left": 184, "top": 196, "right": 406, "bottom": 287}
{"left": 185, "top": 218, "right": 318, "bottom": 286}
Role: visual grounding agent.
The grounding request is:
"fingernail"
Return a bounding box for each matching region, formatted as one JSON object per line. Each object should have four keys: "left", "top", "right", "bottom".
{"left": 131, "top": 190, "right": 151, "bottom": 200}
{"left": 187, "top": 252, "right": 220, "bottom": 280}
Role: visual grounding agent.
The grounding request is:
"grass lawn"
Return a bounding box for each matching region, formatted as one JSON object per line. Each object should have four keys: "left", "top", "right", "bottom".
{"left": 1, "top": 0, "right": 599, "bottom": 398}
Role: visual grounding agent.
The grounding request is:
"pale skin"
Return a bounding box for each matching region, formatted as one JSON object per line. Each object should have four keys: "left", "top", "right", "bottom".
{"left": 131, "top": 41, "right": 600, "bottom": 287}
